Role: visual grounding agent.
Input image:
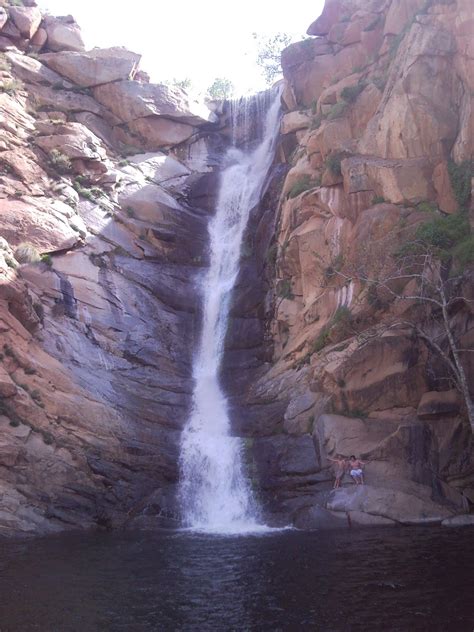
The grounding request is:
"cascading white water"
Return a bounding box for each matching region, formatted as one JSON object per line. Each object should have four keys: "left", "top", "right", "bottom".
{"left": 178, "top": 88, "right": 282, "bottom": 533}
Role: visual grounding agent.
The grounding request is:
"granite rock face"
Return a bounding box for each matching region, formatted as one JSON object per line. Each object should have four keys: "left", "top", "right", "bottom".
{"left": 0, "top": 5, "right": 220, "bottom": 536}
{"left": 233, "top": 0, "right": 474, "bottom": 528}
{"left": 0, "top": 0, "right": 473, "bottom": 536}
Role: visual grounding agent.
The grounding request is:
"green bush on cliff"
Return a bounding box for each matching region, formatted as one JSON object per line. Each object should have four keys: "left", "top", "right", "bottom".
{"left": 49, "top": 149, "right": 72, "bottom": 174}
{"left": 277, "top": 279, "right": 294, "bottom": 300}
{"left": 452, "top": 236, "right": 474, "bottom": 268}
{"left": 447, "top": 159, "right": 473, "bottom": 210}
{"left": 288, "top": 175, "right": 321, "bottom": 199}
{"left": 0, "top": 79, "right": 24, "bottom": 95}
{"left": 327, "top": 101, "right": 348, "bottom": 120}
{"left": 325, "top": 153, "right": 343, "bottom": 177}
{"left": 416, "top": 213, "right": 469, "bottom": 253}
{"left": 340, "top": 81, "right": 367, "bottom": 104}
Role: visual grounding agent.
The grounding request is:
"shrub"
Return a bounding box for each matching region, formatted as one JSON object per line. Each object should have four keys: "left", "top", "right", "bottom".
{"left": 340, "top": 81, "right": 366, "bottom": 103}
{"left": 125, "top": 206, "right": 135, "bottom": 217}
{"left": 277, "top": 279, "right": 294, "bottom": 300}
{"left": 372, "top": 76, "right": 387, "bottom": 91}
{"left": 266, "top": 243, "right": 278, "bottom": 266}
{"left": 416, "top": 213, "right": 469, "bottom": 252}
{"left": 288, "top": 174, "right": 320, "bottom": 199}
{"left": 325, "top": 153, "right": 344, "bottom": 177}
{"left": 364, "top": 16, "right": 381, "bottom": 31}
{"left": 14, "top": 243, "right": 40, "bottom": 264}
{"left": 447, "top": 159, "right": 472, "bottom": 210}
{"left": 0, "top": 53, "right": 11, "bottom": 72}
{"left": 372, "top": 195, "right": 386, "bottom": 205}
{"left": 327, "top": 101, "right": 348, "bottom": 120}
{"left": 324, "top": 253, "right": 344, "bottom": 280}
{"left": 310, "top": 113, "right": 324, "bottom": 130}
{"left": 40, "top": 254, "right": 53, "bottom": 267}
{"left": 49, "top": 149, "right": 72, "bottom": 174}
{"left": 0, "top": 79, "right": 24, "bottom": 95}
{"left": 42, "top": 431, "right": 54, "bottom": 445}
{"left": 313, "top": 326, "right": 331, "bottom": 353}
{"left": 417, "top": 201, "right": 437, "bottom": 213}
{"left": 4, "top": 255, "right": 17, "bottom": 269}
{"left": 452, "top": 236, "right": 474, "bottom": 268}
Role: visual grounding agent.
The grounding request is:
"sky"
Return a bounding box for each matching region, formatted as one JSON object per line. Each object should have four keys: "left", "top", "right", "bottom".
{"left": 38, "top": 0, "right": 324, "bottom": 95}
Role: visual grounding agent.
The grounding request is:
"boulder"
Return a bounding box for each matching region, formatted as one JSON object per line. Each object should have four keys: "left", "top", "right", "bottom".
{"left": 30, "top": 27, "right": 47, "bottom": 50}
{"left": 43, "top": 15, "right": 85, "bottom": 52}
{"left": 294, "top": 505, "right": 349, "bottom": 529}
{"left": 0, "top": 198, "right": 79, "bottom": 251}
{"left": 28, "top": 84, "right": 107, "bottom": 116}
{"left": 127, "top": 116, "right": 195, "bottom": 149}
{"left": 118, "top": 182, "right": 181, "bottom": 223}
{"left": 417, "top": 390, "right": 461, "bottom": 420}
{"left": 8, "top": 6, "right": 41, "bottom": 39}
{"left": 326, "top": 485, "right": 454, "bottom": 524}
{"left": 128, "top": 152, "right": 191, "bottom": 187}
{"left": 281, "top": 110, "right": 311, "bottom": 135}
{"left": 40, "top": 47, "right": 141, "bottom": 87}
{"left": 94, "top": 80, "right": 217, "bottom": 126}
{"left": 442, "top": 515, "right": 474, "bottom": 527}
{"left": 307, "top": 0, "right": 342, "bottom": 36}
{"left": 35, "top": 122, "right": 107, "bottom": 162}
{"left": 0, "top": 365, "right": 17, "bottom": 398}
{"left": 5, "top": 51, "right": 67, "bottom": 86}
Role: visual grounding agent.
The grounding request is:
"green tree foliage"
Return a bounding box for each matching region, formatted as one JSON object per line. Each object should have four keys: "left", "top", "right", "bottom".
{"left": 253, "top": 32, "right": 292, "bottom": 85}
{"left": 206, "top": 77, "right": 234, "bottom": 101}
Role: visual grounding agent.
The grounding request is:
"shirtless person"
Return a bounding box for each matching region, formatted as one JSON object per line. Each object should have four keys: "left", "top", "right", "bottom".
{"left": 349, "top": 455, "right": 366, "bottom": 485}
{"left": 327, "top": 455, "right": 347, "bottom": 489}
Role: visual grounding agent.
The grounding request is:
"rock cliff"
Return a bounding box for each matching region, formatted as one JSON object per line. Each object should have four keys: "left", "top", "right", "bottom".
{"left": 0, "top": 0, "right": 472, "bottom": 535}
{"left": 241, "top": 0, "right": 474, "bottom": 529}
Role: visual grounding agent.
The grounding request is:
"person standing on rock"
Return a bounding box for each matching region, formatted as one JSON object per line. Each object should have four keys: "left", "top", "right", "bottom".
{"left": 349, "top": 456, "right": 365, "bottom": 485}
{"left": 327, "top": 455, "right": 347, "bottom": 489}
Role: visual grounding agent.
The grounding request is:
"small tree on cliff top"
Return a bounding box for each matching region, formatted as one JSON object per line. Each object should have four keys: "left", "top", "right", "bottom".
{"left": 206, "top": 77, "right": 234, "bottom": 101}
{"left": 253, "top": 32, "right": 292, "bottom": 85}
{"left": 341, "top": 211, "right": 474, "bottom": 430}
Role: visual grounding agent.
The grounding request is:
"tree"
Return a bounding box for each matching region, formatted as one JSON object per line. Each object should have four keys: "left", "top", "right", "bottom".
{"left": 337, "top": 212, "right": 474, "bottom": 430}
{"left": 253, "top": 32, "right": 292, "bottom": 85}
{"left": 206, "top": 77, "right": 234, "bottom": 101}
{"left": 165, "top": 78, "right": 193, "bottom": 92}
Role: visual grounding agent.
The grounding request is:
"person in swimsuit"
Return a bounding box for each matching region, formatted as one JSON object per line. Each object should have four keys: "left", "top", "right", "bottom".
{"left": 327, "top": 455, "right": 347, "bottom": 489}
{"left": 349, "top": 455, "right": 366, "bottom": 485}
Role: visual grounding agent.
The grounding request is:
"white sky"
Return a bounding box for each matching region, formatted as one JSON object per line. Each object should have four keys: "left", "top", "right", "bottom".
{"left": 38, "top": 0, "right": 324, "bottom": 95}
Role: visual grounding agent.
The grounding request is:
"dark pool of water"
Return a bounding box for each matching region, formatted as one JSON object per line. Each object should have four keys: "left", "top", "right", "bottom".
{"left": 0, "top": 526, "right": 473, "bottom": 631}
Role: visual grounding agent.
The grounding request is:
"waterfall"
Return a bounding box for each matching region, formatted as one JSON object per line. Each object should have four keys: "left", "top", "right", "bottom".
{"left": 178, "top": 88, "right": 282, "bottom": 533}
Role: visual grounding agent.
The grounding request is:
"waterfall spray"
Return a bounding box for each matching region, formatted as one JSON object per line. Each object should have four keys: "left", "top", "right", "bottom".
{"left": 178, "top": 88, "right": 281, "bottom": 533}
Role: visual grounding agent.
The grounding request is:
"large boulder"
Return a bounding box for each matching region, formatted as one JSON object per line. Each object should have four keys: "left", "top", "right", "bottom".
{"left": 34, "top": 122, "right": 107, "bottom": 162}
{"left": 8, "top": 5, "right": 41, "bottom": 39}
{"left": 0, "top": 198, "right": 79, "bottom": 251}
{"left": 43, "top": 15, "right": 85, "bottom": 52}
{"left": 127, "top": 116, "right": 195, "bottom": 149}
{"left": 40, "top": 47, "right": 141, "bottom": 87}
{"left": 5, "top": 51, "right": 67, "bottom": 86}
{"left": 326, "top": 485, "right": 456, "bottom": 524}
{"left": 93, "top": 80, "right": 217, "bottom": 126}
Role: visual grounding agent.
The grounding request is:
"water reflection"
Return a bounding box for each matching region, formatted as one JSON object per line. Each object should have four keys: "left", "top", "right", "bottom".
{"left": 0, "top": 527, "right": 473, "bottom": 631}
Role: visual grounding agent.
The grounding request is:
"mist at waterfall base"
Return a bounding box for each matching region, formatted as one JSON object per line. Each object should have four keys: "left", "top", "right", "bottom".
{"left": 1, "top": 527, "right": 474, "bottom": 631}
{"left": 178, "top": 90, "right": 281, "bottom": 533}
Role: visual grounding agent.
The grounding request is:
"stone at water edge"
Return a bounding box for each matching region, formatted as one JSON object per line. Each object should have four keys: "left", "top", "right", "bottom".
{"left": 442, "top": 515, "right": 474, "bottom": 527}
